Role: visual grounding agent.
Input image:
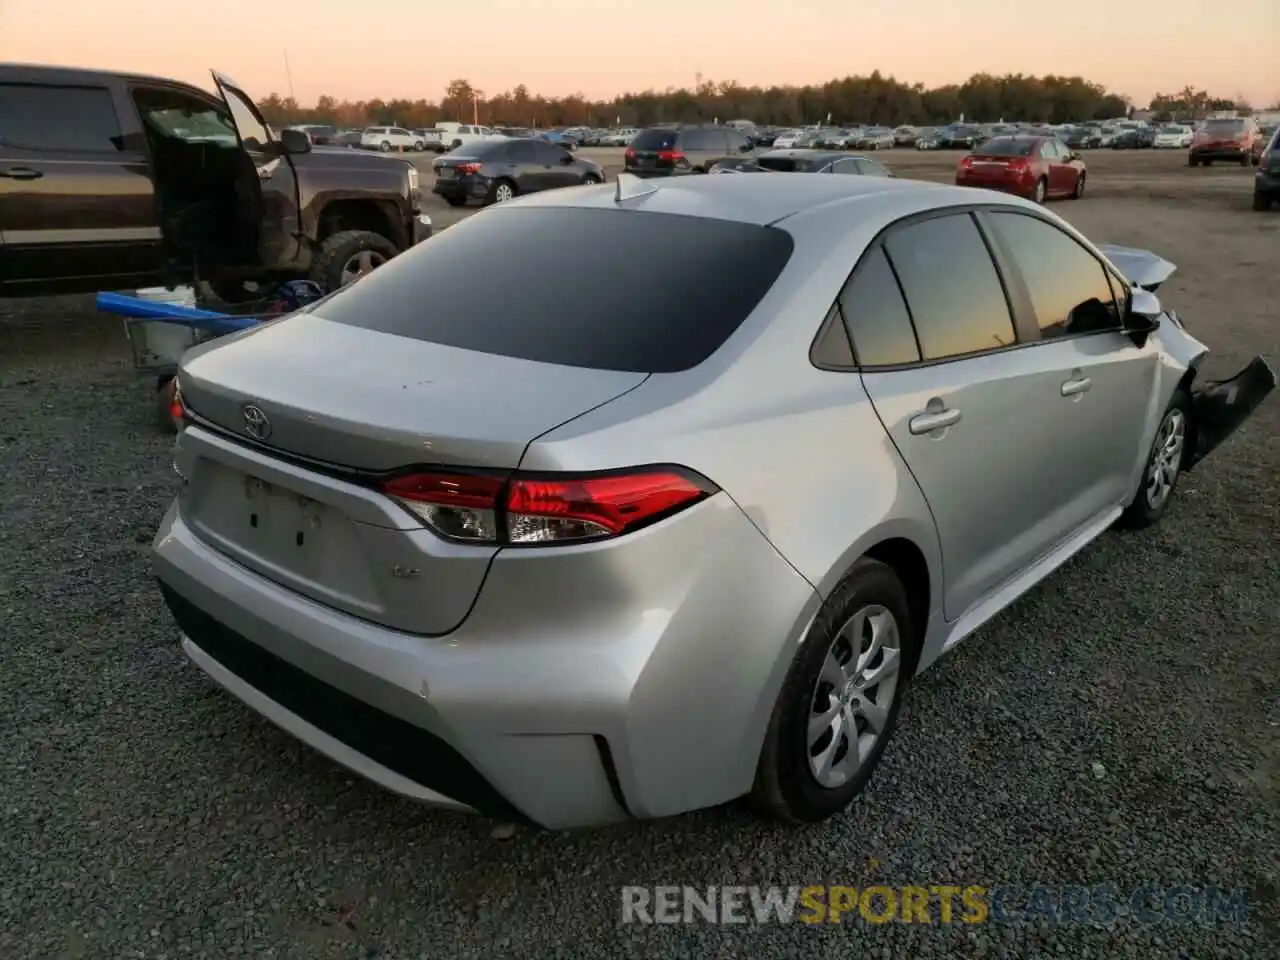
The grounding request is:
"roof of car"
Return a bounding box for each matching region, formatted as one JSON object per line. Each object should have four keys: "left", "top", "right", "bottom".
{"left": 0, "top": 61, "right": 213, "bottom": 92}
{"left": 504, "top": 172, "right": 981, "bottom": 226}
{"left": 758, "top": 149, "right": 854, "bottom": 162}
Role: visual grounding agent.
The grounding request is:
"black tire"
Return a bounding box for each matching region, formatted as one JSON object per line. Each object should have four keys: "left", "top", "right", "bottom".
{"left": 1072, "top": 173, "right": 1086, "bottom": 199}
{"left": 1204, "top": 159, "right": 1213, "bottom": 167}
{"left": 582, "top": 173, "right": 603, "bottom": 186}
{"left": 1033, "top": 177, "right": 1047, "bottom": 204}
{"left": 1118, "top": 389, "right": 1192, "bottom": 530}
{"left": 444, "top": 196, "right": 467, "bottom": 207}
{"left": 750, "top": 558, "right": 917, "bottom": 823}
{"left": 1188, "top": 156, "right": 1199, "bottom": 167}
{"left": 197, "top": 278, "right": 268, "bottom": 307}
{"left": 414, "top": 141, "right": 425, "bottom": 152}
{"left": 485, "top": 178, "right": 517, "bottom": 205}
{"left": 308, "top": 230, "right": 399, "bottom": 293}
{"left": 1254, "top": 191, "right": 1273, "bottom": 212}
{"left": 378, "top": 141, "right": 390, "bottom": 152}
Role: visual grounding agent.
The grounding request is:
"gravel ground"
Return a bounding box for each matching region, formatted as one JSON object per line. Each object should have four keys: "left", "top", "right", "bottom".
{"left": 1, "top": 170, "right": 1277, "bottom": 959}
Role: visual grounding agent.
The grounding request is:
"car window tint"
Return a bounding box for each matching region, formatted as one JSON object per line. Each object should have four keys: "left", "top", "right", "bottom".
{"left": 0, "top": 83, "right": 122, "bottom": 152}
{"left": 532, "top": 140, "right": 565, "bottom": 162}
{"left": 830, "top": 159, "right": 860, "bottom": 174}
{"left": 839, "top": 248, "right": 920, "bottom": 366}
{"left": 756, "top": 155, "right": 801, "bottom": 171}
{"left": 631, "top": 128, "right": 678, "bottom": 151}
{"left": 508, "top": 140, "right": 536, "bottom": 161}
{"left": 313, "top": 207, "right": 794, "bottom": 374}
{"left": 990, "top": 212, "right": 1122, "bottom": 337}
{"left": 219, "top": 83, "right": 270, "bottom": 150}
{"left": 855, "top": 158, "right": 892, "bottom": 177}
{"left": 884, "top": 214, "right": 1016, "bottom": 360}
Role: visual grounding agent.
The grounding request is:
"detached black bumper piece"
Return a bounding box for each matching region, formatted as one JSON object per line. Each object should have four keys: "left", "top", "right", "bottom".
{"left": 1188, "top": 357, "right": 1276, "bottom": 469}
{"left": 159, "top": 583, "right": 534, "bottom": 825}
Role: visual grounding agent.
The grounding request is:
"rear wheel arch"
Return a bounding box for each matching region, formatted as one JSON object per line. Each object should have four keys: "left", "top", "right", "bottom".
{"left": 316, "top": 199, "right": 404, "bottom": 249}
{"left": 861, "top": 538, "right": 931, "bottom": 676}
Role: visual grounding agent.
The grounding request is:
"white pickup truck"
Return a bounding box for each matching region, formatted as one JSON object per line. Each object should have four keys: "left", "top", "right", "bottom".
{"left": 432, "top": 122, "right": 508, "bottom": 152}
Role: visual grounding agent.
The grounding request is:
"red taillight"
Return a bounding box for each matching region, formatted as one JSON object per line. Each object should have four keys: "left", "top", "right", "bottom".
{"left": 456, "top": 162, "right": 482, "bottom": 175}
{"left": 380, "top": 467, "right": 715, "bottom": 545}
{"left": 960, "top": 156, "right": 974, "bottom": 167}
{"left": 624, "top": 147, "right": 635, "bottom": 159}
{"left": 657, "top": 149, "right": 684, "bottom": 162}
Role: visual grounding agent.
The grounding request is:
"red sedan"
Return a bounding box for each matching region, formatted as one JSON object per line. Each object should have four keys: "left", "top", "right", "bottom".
{"left": 955, "top": 136, "right": 1086, "bottom": 204}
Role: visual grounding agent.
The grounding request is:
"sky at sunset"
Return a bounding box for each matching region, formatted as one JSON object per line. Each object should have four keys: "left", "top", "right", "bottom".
{"left": 2, "top": 0, "right": 1277, "bottom": 109}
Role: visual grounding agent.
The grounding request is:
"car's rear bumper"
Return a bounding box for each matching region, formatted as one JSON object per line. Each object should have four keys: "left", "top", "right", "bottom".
{"left": 153, "top": 492, "right": 818, "bottom": 829}
{"left": 955, "top": 176, "right": 1033, "bottom": 198}
{"left": 1255, "top": 170, "right": 1280, "bottom": 197}
{"left": 1191, "top": 147, "right": 1248, "bottom": 160}
{"left": 432, "top": 176, "right": 489, "bottom": 202}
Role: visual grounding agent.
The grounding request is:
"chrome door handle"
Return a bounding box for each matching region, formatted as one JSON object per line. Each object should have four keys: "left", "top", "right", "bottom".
{"left": 1061, "top": 377, "right": 1092, "bottom": 397}
{"left": 0, "top": 166, "right": 43, "bottom": 180}
{"left": 909, "top": 407, "right": 961, "bottom": 435}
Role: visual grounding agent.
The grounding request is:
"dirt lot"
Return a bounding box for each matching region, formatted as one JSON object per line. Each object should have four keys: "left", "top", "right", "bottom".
{"left": 1, "top": 150, "right": 1277, "bottom": 959}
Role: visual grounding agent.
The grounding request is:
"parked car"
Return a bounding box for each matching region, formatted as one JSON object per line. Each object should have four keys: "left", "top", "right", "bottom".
{"left": 0, "top": 63, "right": 431, "bottom": 300}
{"left": 155, "top": 173, "right": 1273, "bottom": 829}
{"left": 334, "top": 129, "right": 364, "bottom": 148}
{"left": 941, "top": 125, "right": 985, "bottom": 149}
{"left": 744, "top": 150, "right": 895, "bottom": 176}
{"left": 1063, "top": 126, "right": 1103, "bottom": 149}
{"left": 915, "top": 128, "right": 944, "bottom": 150}
{"left": 1253, "top": 126, "right": 1280, "bottom": 210}
{"left": 287, "top": 124, "right": 339, "bottom": 146}
{"left": 496, "top": 126, "right": 535, "bottom": 139}
{"left": 1153, "top": 125, "right": 1194, "bottom": 149}
{"left": 892, "top": 125, "right": 921, "bottom": 146}
{"left": 1110, "top": 128, "right": 1156, "bottom": 149}
{"left": 623, "top": 124, "right": 754, "bottom": 176}
{"left": 431, "top": 138, "right": 604, "bottom": 206}
{"left": 1189, "top": 117, "right": 1259, "bottom": 166}
{"left": 955, "top": 136, "right": 1086, "bottom": 204}
{"left": 538, "top": 129, "right": 579, "bottom": 150}
{"left": 854, "top": 127, "right": 895, "bottom": 150}
{"left": 772, "top": 129, "right": 807, "bottom": 149}
{"left": 360, "top": 126, "right": 424, "bottom": 151}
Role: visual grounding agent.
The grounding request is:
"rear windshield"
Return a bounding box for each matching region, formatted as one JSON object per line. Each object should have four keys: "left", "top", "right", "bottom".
{"left": 978, "top": 138, "right": 1034, "bottom": 156}
{"left": 1203, "top": 119, "right": 1245, "bottom": 134}
{"left": 312, "top": 208, "right": 795, "bottom": 373}
{"left": 756, "top": 156, "right": 803, "bottom": 172}
{"left": 631, "top": 128, "right": 679, "bottom": 150}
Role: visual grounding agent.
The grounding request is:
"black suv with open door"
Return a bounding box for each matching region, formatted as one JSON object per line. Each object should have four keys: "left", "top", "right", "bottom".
{"left": 0, "top": 64, "right": 433, "bottom": 300}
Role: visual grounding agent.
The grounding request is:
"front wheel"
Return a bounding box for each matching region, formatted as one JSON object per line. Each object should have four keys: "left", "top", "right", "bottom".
{"left": 1072, "top": 173, "right": 1086, "bottom": 199}
{"left": 444, "top": 196, "right": 467, "bottom": 207}
{"left": 1118, "top": 390, "right": 1191, "bottom": 530}
{"left": 581, "top": 173, "right": 603, "bottom": 186}
{"left": 309, "top": 229, "right": 400, "bottom": 292}
{"left": 751, "top": 558, "right": 915, "bottom": 822}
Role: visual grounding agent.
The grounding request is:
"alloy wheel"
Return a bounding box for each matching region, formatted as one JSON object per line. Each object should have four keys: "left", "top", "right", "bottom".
{"left": 1145, "top": 408, "right": 1186, "bottom": 510}
{"left": 339, "top": 249, "right": 387, "bottom": 286}
{"left": 495, "top": 183, "right": 515, "bottom": 202}
{"left": 807, "top": 604, "right": 902, "bottom": 789}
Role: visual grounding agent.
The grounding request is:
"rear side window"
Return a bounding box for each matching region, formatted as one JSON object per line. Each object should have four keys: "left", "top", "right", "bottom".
{"left": 757, "top": 155, "right": 802, "bottom": 172}
{"left": 839, "top": 248, "right": 920, "bottom": 366}
{"left": 989, "top": 212, "right": 1121, "bottom": 337}
{"left": 682, "top": 128, "right": 722, "bottom": 151}
{"left": 313, "top": 208, "right": 795, "bottom": 373}
{"left": 855, "top": 158, "right": 892, "bottom": 177}
{"left": 884, "top": 214, "right": 1016, "bottom": 360}
{"left": 632, "top": 128, "right": 678, "bottom": 151}
{"left": 0, "top": 83, "right": 122, "bottom": 153}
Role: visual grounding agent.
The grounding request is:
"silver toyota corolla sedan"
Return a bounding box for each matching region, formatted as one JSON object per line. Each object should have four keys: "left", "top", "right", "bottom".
{"left": 154, "top": 173, "right": 1274, "bottom": 829}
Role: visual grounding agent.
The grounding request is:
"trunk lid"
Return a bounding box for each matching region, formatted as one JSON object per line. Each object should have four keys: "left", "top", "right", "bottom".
{"left": 175, "top": 314, "right": 645, "bottom": 634}
{"left": 178, "top": 313, "right": 646, "bottom": 472}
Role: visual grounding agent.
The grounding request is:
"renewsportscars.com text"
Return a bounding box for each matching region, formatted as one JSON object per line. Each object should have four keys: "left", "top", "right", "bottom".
{"left": 620, "top": 884, "right": 1250, "bottom": 926}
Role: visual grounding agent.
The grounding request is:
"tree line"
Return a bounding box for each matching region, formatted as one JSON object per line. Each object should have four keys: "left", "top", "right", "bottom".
{"left": 255, "top": 72, "right": 1270, "bottom": 131}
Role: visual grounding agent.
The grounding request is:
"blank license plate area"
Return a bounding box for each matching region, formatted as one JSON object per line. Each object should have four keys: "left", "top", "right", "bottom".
{"left": 186, "top": 462, "right": 364, "bottom": 590}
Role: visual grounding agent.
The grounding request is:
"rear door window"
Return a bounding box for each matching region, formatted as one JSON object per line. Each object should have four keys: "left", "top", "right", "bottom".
{"left": 883, "top": 214, "right": 1017, "bottom": 360}
{"left": 631, "top": 128, "right": 678, "bottom": 151}
{"left": 312, "top": 207, "right": 795, "bottom": 373}
{"left": 838, "top": 248, "right": 920, "bottom": 366}
{"left": 756, "top": 155, "right": 802, "bottom": 171}
{"left": 854, "top": 158, "right": 892, "bottom": 177}
{"left": 0, "top": 83, "right": 123, "bottom": 153}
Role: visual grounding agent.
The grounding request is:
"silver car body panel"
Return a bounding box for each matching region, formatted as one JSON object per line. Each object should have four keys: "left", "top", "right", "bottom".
{"left": 154, "top": 174, "right": 1270, "bottom": 827}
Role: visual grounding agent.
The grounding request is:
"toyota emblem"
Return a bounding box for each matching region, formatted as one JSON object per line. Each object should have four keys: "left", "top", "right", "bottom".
{"left": 242, "top": 404, "right": 271, "bottom": 441}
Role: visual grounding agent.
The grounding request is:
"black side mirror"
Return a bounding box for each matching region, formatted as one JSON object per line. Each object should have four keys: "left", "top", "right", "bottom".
{"left": 560, "top": 153, "right": 575, "bottom": 164}
{"left": 279, "top": 128, "right": 311, "bottom": 155}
